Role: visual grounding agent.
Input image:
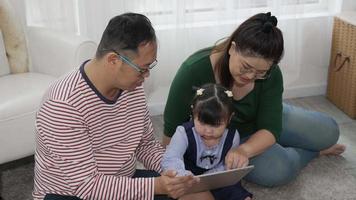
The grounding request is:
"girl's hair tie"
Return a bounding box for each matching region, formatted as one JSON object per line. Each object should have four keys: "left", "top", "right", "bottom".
{"left": 196, "top": 88, "right": 204, "bottom": 96}
{"left": 225, "top": 90, "right": 233, "bottom": 97}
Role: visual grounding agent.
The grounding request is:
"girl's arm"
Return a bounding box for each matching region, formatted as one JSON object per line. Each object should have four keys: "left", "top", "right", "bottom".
{"left": 161, "top": 126, "right": 192, "bottom": 176}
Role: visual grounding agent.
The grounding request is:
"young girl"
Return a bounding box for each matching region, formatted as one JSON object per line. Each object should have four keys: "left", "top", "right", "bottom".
{"left": 161, "top": 84, "right": 252, "bottom": 200}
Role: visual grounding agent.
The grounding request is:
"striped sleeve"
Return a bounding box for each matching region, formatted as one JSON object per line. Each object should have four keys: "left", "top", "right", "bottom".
{"left": 36, "top": 99, "right": 154, "bottom": 200}
{"left": 136, "top": 106, "right": 165, "bottom": 172}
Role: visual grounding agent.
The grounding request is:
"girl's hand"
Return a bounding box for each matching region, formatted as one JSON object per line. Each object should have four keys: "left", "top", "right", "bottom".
{"left": 225, "top": 147, "right": 249, "bottom": 169}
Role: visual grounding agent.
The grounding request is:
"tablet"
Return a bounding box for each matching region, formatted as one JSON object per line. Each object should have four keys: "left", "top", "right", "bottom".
{"left": 186, "top": 165, "right": 254, "bottom": 194}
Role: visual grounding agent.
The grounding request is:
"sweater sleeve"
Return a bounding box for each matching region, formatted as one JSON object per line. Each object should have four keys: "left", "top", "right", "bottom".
{"left": 36, "top": 99, "right": 155, "bottom": 200}
{"left": 163, "top": 63, "right": 196, "bottom": 137}
{"left": 161, "top": 126, "right": 191, "bottom": 176}
{"left": 164, "top": 48, "right": 216, "bottom": 137}
{"left": 256, "top": 65, "right": 284, "bottom": 140}
{"left": 136, "top": 106, "right": 165, "bottom": 172}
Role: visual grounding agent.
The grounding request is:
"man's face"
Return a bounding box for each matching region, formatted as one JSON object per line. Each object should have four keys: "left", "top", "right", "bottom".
{"left": 115, "top": 41, "right": 157, "bottom": 91}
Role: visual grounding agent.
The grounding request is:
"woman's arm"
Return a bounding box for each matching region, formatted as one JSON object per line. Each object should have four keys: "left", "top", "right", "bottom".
{"left": 225, "top": 129, "right": 275, "bottom": 169}
{"left": 236, "top": 129, "right": 275, "bottom": 158}
{"left": 164, "top": 49, "right": 216, "bottom": 144}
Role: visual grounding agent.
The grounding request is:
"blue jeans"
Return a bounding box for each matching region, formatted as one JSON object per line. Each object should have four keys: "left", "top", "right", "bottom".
{"left": 243, "top": 103, "right": 340, "bottom": 187}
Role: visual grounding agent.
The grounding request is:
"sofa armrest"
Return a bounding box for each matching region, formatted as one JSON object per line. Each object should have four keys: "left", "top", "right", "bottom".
{"left": 26, "top": 26, "right": 97, "bottom": 77}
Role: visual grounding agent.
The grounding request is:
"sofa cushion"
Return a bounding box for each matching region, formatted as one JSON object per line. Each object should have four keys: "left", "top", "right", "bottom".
{"left": 0, "top": 73, "right": 56, "bottom": 121}
{"left": 0, "top": 30, "right": 10, "bottom": 76}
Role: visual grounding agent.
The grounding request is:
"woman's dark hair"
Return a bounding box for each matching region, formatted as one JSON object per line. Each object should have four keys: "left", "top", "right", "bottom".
{"left": 191, "top": 84, "right": 234, "bottom": 126}
{"left": 96, "top": 12, "right": 156, "bottom": 58}
{"left": 213, "top": 12, "right": 284, "bottom": 88}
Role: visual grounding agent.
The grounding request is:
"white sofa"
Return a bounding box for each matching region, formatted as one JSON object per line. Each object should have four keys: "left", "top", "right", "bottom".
{"left": 0, "top": 27, "right": 97, "bottom": 164}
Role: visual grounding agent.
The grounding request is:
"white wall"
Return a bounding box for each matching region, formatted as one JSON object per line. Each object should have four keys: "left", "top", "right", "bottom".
{"left": 145, "top": 15, "right": 334, "bottom": 115}
{"left": 342, "top": 0, "right": 356, "bottom": 11}
{"left": 280, "top": 16, "right": 333, "bottom": 99}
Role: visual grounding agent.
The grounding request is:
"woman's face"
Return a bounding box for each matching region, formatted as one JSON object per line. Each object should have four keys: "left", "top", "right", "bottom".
{"left": 228, "top": 43, "right": 273, "bottom": 86}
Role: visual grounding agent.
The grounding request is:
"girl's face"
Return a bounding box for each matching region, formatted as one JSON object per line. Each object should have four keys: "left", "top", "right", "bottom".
{"left": 193, "top": 117, "right": 228, "bottom": 148}
{"left": 228, "top": 42, "right": 273, "bottom": 86}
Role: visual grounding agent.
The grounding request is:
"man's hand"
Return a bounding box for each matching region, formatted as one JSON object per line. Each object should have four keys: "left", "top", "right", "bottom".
{"left": 225, "top": 147, "right": 249, "bottom": 170}
{"left": 154, "top": 170, "right": 200, "bottom": 199}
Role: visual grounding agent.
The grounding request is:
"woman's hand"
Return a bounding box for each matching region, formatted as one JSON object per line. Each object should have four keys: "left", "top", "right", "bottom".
{"left": 155, "top": 170, "right": 200, "bottom": 199}
{"left": 225, "top": 147, "right": 249, "bottom": 169}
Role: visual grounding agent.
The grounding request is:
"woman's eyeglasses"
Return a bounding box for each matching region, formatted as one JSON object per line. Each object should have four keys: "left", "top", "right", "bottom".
{"left": 239, "top": 64, "right": 273, "bottom": 80}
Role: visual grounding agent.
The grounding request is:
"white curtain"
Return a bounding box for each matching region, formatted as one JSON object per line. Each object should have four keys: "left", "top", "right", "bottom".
{"left": 24, "top": 0, "right": 344, "bottom": 112}
{"left": 25, "top": 0, "right": 79, "bottom": 34}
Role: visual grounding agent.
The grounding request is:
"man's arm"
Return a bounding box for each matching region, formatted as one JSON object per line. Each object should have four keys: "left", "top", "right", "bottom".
{"left": 162, "top": 135, "right": 171, "bottom": 148}
{"left": 134, "top": 109, "right": 199, "bottom": 198}
{"left": 154, "top": 170, "right": 199, "bottom": 199}
{"left": 135, "top": 108, "right": 165, "bottom": 172}
{"left": 37, "top": 100, "right": 156, "bottom": 200}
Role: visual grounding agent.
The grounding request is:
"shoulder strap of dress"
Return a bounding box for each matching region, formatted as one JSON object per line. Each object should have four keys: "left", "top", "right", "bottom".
{"left": 220, "top": 128, "right": 236, "bottom": 163}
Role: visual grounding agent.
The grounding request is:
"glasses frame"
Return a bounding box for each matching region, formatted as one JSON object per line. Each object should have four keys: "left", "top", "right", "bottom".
{"left": 109, "top": 49, "right": 157, "bottom": 74}
{"left": 239, "top": 64, "right": 274, "bottom": 80}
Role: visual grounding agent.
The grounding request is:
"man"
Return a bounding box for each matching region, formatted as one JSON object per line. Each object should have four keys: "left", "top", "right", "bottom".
{"left": 33, "top": 13, "right": 198, "bottom": 200}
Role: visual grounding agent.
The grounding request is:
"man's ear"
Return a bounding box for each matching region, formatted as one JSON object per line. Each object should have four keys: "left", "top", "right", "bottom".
{"left": 106, "top": 52, "right": 119, "bottom": 65}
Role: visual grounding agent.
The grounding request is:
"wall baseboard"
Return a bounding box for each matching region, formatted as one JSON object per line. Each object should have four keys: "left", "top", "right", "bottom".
{"left": 148, "top": 84, "right": 327, "bottom": 116}
{"left": 283, "top": 84, "right": 326, "bottom": 99}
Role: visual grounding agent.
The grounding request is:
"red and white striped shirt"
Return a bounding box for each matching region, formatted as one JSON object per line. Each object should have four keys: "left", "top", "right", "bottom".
{"left": 33, "top": 64, "right": 165, "bottom": 200}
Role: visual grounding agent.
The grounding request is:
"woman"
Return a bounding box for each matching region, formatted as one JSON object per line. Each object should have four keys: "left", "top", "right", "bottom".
{"left": 163, "top": 12, "right": 345, "bottom": 187}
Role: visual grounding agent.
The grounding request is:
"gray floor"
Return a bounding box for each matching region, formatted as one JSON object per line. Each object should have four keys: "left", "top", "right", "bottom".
{"left": 1, "top": 95, "right": 356, "bottom": 200}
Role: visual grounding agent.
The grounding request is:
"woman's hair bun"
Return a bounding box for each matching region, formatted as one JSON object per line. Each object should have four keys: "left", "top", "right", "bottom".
{"left": 262, "top": 12, "right": 278, "bottom": 33}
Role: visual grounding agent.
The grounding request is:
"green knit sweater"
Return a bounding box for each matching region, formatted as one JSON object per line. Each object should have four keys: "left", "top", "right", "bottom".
{"left": 164, "top": 47, "right": 284, "bottom": 139}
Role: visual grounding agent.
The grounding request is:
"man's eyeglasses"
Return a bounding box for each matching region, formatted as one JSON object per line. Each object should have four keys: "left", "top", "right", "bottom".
{"left": 109, "top": 49, "right": 158, "bottom": 74}
{"left": 239, "top": 64, "right": 273, "bottom": 80}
